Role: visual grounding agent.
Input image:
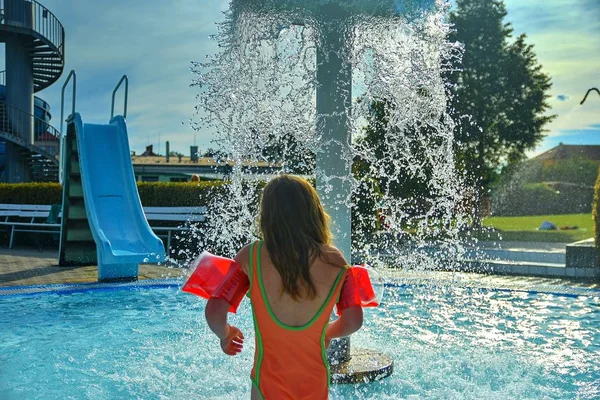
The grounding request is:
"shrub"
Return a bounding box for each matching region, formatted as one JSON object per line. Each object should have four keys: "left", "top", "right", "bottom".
{"left": 0, "top": 183, "right": 62, "bottom": 204}
{"left": 0, "top": 181, "right": 227, "bottom": 206}
{"left": 136, "top": 181, "right": 226, "bottom": 206}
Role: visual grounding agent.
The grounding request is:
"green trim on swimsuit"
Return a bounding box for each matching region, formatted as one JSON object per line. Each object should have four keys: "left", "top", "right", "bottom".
{"left": 251, "top": 306, "right": 265, "bottom": 399}
{"left": 249, "top": 241, "right": 265, "bottom": 399}
{"left": 256, "top": 240, "right": 346, "bottom": 331}
{"left": 248, "top": 242, "right": 256, "bottom": 297}
{"left": 321, "top": 324, "right": 331, "bottom": 390}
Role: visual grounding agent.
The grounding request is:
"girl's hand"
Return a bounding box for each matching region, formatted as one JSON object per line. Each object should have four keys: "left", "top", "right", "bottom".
{"left": 220, "top": 325, "right": 244, "bottom": 356}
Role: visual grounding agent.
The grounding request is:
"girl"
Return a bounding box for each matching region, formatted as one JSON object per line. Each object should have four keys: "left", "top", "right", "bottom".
{"left": 201, "top": 175, "right": 367, "bottom": 399}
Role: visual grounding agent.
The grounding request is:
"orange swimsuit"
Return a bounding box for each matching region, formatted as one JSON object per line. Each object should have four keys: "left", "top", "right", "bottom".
{"left": 248, "top": 241, "right": 347, "bottom": 400}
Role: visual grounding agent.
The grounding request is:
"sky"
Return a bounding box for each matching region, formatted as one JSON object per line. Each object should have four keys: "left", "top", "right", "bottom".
{"left": 1, "top": 0, "right": 598, "bottom": 157}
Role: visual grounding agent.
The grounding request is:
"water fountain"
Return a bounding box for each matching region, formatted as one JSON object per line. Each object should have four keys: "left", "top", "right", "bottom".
{"left": 193, "top": 0, "right": 467, "bottom": 384}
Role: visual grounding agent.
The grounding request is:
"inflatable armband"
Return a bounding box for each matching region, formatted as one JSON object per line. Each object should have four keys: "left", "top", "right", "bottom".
{"left": 181, "top": 251, "right": 249, "bottom": 313}
{"left": 336, "top": 265, "right": 384, "bottom": 315}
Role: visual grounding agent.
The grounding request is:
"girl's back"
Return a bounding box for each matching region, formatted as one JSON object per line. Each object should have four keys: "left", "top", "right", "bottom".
{"left": 240, "top": 240, "right": 348, "bottom": 400}
{"left": 243, "top": 242, "right": 345, "bottom": 327}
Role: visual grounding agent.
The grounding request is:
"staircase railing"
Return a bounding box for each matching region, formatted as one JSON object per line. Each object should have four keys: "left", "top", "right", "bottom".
{"left": 0, "top": 100, "right": 61, "bottom": 157}
{"left": 111, "top": 75, "right": 129, "bottom": 119}
{"left": 0, "top": 0, "right": 65, "bottom": 57}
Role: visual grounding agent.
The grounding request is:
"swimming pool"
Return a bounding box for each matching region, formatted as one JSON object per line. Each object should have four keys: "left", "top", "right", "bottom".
{"left": 1, "top": 281, "right": 598, "bottom": 399}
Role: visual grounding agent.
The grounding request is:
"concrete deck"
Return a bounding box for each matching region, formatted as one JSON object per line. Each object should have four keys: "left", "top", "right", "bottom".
{"left": 0, "top": 247, "right": 183, "bottom": 287}
{"left": 0, "top": 243, "right": 597, "bottom": 291}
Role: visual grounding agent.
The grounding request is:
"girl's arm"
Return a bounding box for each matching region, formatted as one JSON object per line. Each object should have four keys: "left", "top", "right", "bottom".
{"left": 205, "top": 297, "right": 244, "bottom": 355}
{"left": 326, "top": 305, "right": 363, "bottom": 345}
{"left": 204, "top": 244, "right": 253, "bottom": 356}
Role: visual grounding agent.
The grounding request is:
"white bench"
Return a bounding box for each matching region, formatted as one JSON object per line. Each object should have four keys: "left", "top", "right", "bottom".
{"left": 0, "top": 204, "right": 62, "bottom": 248}
{"left": 143, "top": 206, "right": 207, "bottom": 250}
{"left": 0, "top": 204, "right": 207, "bottom": 250}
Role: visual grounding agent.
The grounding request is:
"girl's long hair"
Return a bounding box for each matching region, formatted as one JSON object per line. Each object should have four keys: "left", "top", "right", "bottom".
{"left": 259, "top": 175, "right": 332, "bottom": 300}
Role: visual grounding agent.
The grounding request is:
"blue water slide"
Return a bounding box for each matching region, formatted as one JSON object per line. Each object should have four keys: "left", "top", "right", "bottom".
{"left": 72, "top": 113, "right": 165, "bottom": 281}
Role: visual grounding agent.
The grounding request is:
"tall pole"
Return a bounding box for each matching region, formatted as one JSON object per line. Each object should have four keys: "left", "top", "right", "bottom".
{"left": 315, "top": 5, "right": 353, "bottom": 364}
{"left": 315, "top": 6, "right": 352, "bottom": 262}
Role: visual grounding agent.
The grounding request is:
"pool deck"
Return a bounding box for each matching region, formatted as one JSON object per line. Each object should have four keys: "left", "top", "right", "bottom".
{"left": 0, "top": 243, "right": 598, "bottom": 292}
{"left": 0, "top": 247, "right": 182, "bottom": 288}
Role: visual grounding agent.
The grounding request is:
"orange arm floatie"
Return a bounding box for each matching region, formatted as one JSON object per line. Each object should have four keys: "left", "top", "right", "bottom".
{"left": 336, "top": 266, "right": 381, "bottom": 315}
{"left": 182, "top": 252, "right": 249, "bottom": 313}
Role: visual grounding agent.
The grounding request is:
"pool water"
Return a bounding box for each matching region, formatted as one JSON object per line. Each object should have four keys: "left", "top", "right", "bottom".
{"left": 1, "top": 283, "right": 599, "bottom": 399}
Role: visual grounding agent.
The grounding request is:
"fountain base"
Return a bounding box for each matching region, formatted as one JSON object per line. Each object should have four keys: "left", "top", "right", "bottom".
{"left": 330, "top": 347, "right": 394, "bottom": 384}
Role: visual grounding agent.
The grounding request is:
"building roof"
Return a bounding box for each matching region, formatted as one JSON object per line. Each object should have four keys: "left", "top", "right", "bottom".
{"left": 131, "top": 155, "right": 276, "bottom": 168}
{"left": 533, "top": 143, "right": 600, "bottom": 162}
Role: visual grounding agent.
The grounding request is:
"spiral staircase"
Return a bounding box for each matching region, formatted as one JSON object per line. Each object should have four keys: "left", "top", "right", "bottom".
{"left": 0, "top": 0, "right": 64, "bottom": 182}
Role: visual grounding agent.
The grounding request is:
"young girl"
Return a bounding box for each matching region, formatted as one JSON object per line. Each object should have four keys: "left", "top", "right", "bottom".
{"left": 192, "top": 175, "right": 371, "bottom": 399}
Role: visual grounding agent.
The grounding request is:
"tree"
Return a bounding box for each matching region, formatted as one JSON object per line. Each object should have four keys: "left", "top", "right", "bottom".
{"left": 203, "top": 148, "right": 229, "bottom": 161}
{"left": 448, "top": 0, "right": 555, "bottom": 218}
{"left": 260, "top": 132, "right": 315, "bottom": 175}
{"left": 355, "top": 99, "right": 434, "bottom": 215}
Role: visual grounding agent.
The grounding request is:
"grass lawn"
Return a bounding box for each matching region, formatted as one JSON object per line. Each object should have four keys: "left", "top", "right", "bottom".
{"left": 479, "top": 213, "right": 594, "bottom": 243}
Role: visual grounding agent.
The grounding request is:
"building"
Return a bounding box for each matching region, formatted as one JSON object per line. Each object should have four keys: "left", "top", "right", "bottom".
{"left": 533, "top": 143, "right": 600, "bottom": 167}
{"left": 132, "top": 146, "right": 280, "bottom": 182}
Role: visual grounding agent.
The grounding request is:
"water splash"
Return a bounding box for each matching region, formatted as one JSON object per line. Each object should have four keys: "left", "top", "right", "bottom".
{"left": 191, "top": 0, "right": 474, "bottom": 273}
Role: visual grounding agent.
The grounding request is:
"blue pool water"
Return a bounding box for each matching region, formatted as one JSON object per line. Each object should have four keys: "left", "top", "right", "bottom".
{"left": 1, "top": 282, "right": 599, "bottom": 399}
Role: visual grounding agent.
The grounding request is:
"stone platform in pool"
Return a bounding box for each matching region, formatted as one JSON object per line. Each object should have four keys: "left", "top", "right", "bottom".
{"left": 372, "top": 240, "right": 599, "bottom": 281}
{"left": 0, "top": 243, "right": 598, "bottom": 290}
{"left": 462, "top": 240, "right": 599, "bottom": 280}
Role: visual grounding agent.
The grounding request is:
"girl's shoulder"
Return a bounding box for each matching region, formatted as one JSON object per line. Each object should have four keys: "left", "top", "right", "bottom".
{"left": 234, "top": 242, "right": 255, "bottom": 275}
{"left": 319, "top": 244, "right": 348, "bottom": 269}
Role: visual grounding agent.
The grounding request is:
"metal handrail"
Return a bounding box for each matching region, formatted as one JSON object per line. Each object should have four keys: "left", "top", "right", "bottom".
{"left": 111, "top": 75, "right": 129, "bottom": 119}
{"left": 60, "top": 70, "right": 76, "bottom": 135}
{"left": 59, "top": 70, "right": 76, "bottom": 184}
{"left": 0, "top": 0, "right": 65, "bottom": 59}
{"left": 0, "top": 100, "right": 60, "bottom": 151}
{"left": 580, "top": 88, "right": 600, "bottom": 105}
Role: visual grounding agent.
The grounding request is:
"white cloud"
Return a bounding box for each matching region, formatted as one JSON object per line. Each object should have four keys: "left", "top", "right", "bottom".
{"left": 504, "top": 0, "right": 600, "bottom": 147}
{"left": 1, "top": 0, "right": 230, "bottom": 154}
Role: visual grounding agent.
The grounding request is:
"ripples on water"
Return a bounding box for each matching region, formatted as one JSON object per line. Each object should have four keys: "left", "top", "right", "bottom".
{"left": 1, "top": 285, "right": 598, "bottom": 399}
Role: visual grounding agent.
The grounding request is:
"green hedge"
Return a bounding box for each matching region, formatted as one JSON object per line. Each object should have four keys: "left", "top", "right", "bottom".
{"left": 136, "top": 181, "right": 226, "bottom": 206}
{"left": 0, "top": 181, "right": 226, "bottom": 206}
{"left": 0, "top": 183, "right": 62, "bottom": 204}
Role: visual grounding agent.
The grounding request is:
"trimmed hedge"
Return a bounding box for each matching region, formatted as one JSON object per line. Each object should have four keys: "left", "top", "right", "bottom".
{"left": 0, "top": 183, "right": 62, "bottom": 204}
{"left": 0, "top": 181, "right": 226, "bottom": 206}
{"left": 136, "top": 181, "right": 226, "bottom": 207}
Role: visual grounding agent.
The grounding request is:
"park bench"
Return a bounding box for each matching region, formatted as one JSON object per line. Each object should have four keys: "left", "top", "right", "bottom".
{"left": 0, "top": 204, "right": 62, "bottom": 249}
{"left": 143, "top": 206, "right": 207, "bottom": 250}
{"left": 0, "top": 204, "right": 207, "bottom": 250}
